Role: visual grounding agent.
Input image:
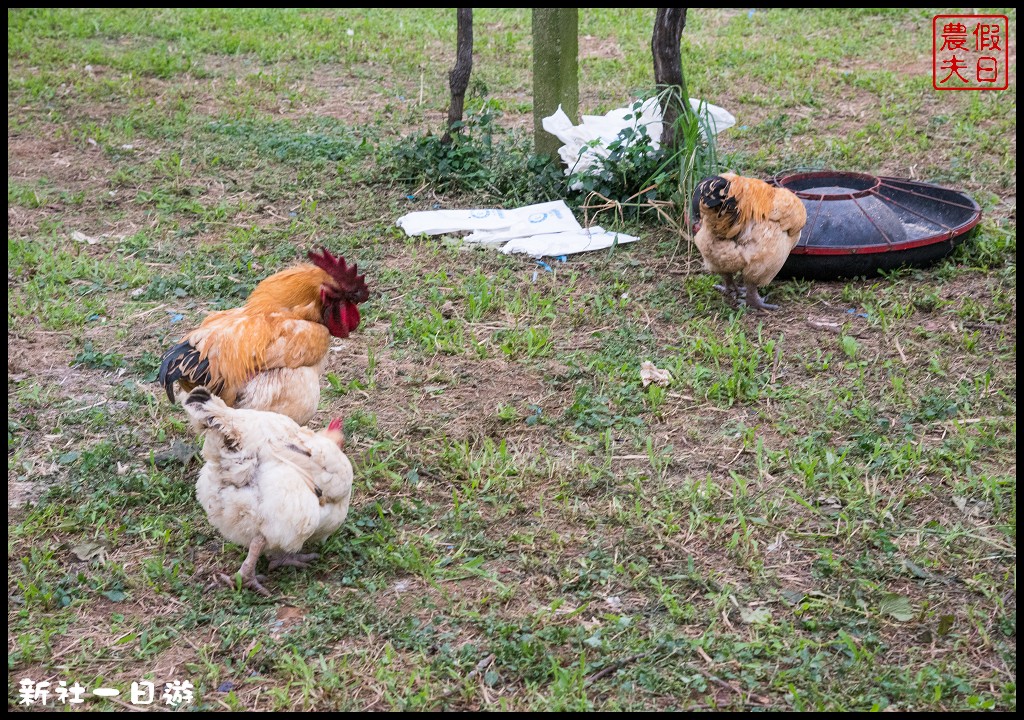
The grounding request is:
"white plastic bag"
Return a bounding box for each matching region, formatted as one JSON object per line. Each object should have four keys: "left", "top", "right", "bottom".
{"left": 542, "top": 98, "right": 735, "bottom": 182}
{"left": 542, "top": 97, "right": 665, "bottom": 178}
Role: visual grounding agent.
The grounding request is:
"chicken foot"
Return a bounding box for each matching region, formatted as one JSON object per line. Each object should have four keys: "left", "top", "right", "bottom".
{"left": 267, "top": 552, "right": 320, "bottom": 571}
{"left": 213, "top": 534, "right": 272, "bottom": 596}
{"left": 743, "top": 282, "right": 779, "bottom": 311}
{"left": 713, "top": 275, "right": 779, "bottom": 311}
{"left": 713, "top": 274, "right": 742, "bottom": 306}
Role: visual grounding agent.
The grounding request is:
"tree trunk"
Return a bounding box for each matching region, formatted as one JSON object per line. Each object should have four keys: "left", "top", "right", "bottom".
{"left": 532, "top": 8, "right": 579, "bottom": 159}
{"left": 651, "top": 8, "right": 691, "bottom": 150}
{"left": 442, "top": 8, "right": 474, "bottom": 144}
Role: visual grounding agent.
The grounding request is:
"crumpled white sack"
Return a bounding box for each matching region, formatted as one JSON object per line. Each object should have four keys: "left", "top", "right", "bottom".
{"left": 396, "top": 202, "right": 640, "bottom": 259}
{"left": 500, "top": 226, "right": 639, "bottom": 258}
{"left": 396, "top": 207, "right": 513, "bottom": 236}
{"left": 396, "top": 200, "right": 580, "bottom": 239}
{"left": 462, "top": 202, "right": 581, "bottom": 244}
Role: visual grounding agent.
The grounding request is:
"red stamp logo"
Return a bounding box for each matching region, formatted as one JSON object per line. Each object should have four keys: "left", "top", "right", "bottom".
{"left": 933, "top": 14, "right": 1009, "bottom": 90}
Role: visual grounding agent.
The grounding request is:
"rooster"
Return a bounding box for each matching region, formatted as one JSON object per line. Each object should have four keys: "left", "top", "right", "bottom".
{"left": 183, "top": 386, "right": 354, "bottom": 596}
{"left": 159, "top": 248, "right": 369, "bottom": 425}
{"left": 692, "top": 173, "right": 807, "bottom": 311}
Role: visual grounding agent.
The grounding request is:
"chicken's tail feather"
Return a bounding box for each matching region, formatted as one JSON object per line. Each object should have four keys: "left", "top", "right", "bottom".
{"left": 159, "top": 340, "right": 213, "bottom": 403}
{"left": 183, "top": 387, "right": 241, "bottom": 453}
{"left": 697, "top": 175, "right": 738, "bottom": 220}
{"left": 184, "top": 386, "right": 214, "bottom": 407}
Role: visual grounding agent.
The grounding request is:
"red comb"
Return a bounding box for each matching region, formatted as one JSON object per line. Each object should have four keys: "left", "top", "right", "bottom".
{"left": 328, "top": 417, "right": 344, "bottom": 432}
{"left": 308, "top": 248, "right": 370, "bottom": 303}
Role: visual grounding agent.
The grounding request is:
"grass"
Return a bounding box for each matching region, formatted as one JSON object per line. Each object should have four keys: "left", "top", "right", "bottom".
{"left": 8, "top": 7, "right": 1016, "bottom": 712}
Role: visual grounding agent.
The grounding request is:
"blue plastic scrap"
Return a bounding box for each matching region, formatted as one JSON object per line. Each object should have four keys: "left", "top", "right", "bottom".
{"left": 526, "top": 404, "right": 543, "bottom": 426}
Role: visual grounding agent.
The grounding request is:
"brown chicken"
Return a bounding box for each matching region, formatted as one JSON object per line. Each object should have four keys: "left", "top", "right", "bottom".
{"left": 159, "top": 248, "right": 369, "bottom": 425}
{"left": 183, "top": 387, "right": 353, "bottom": 596}
{"left": 692, "top": 173, "right": 807, "bottom": 311}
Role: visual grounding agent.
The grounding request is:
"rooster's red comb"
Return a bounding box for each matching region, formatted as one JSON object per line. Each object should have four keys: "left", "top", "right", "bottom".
{"left": 328, "top": 417, "right": 344, "bottom": 433}
{"left": 308, "top": 248, "right": 370, "bottom": 303}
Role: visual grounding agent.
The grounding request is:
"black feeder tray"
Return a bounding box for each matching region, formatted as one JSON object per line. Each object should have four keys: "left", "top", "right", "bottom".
{"left": 769, "top": 170, "right": 982, "bottom": 281}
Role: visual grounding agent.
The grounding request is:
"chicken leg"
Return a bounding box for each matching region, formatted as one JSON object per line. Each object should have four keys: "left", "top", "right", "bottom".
{"left": 713, "top": 274, "right": 741, "bottom": 306}
{"left": 214, "top": 534, "right": 271, "bottom": 596}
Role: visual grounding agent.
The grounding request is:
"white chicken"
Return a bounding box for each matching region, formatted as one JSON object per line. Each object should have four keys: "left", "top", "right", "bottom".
{"left": 182, "top": 386, "right": 353, "bottom": 596}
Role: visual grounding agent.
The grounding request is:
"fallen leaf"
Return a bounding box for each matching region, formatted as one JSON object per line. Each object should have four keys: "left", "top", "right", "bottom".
{"left": 739, "top": 605, "right": 772, "bottom": 624}
{"left": 276, "top": 605, "right": 305, "bottom": 622}
{"left": 952, "top": 495, "right": 992, "bottom": 518}
{"left": 880, "top": 593, "right": 914, "bottom": 622}
{"left": 270, "top": 605, "right": 305, "bottom": 636}
{"left": 766, "top": 532, "right": 787, "bottom": 553}
{"left": 814, "top": 495, "right": 843, "bottom": 514}
{"left": 71, "top": 541, "right": 107, "bottom": 563}
{"left": 901, "top": 558, "right": 948, "bottom": 584}
{"left": 603, "top": 596, "right": 622, "bottom": 610}
{"left": 806, "top": 316, "right": 841, "bottom": 333}
{"left": 780, "top": 589, "right": 805, "bottom": 606}
{"left": 71, "top": 230, "right": 101, "bottom": 245}
{"left": 640, "top": 361, "right": 672, "bottom": 387}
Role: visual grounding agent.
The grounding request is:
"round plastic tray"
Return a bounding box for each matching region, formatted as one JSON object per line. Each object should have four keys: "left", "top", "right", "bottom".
{"left": 770, "top": 170, "right": 982, "bottom": 280}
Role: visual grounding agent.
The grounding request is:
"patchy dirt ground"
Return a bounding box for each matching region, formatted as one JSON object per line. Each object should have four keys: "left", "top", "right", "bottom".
{"left": 8, "top": 8, "right": 1016, "bottom": 713}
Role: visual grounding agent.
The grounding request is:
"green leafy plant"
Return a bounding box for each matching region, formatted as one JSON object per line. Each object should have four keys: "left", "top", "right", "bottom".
{"left": 206, "top": 117, "right": 362, "bottom": 164}
{"left": 389, "top": 102, "right": 565, "bottom": 203}
{"left": 569, "top": 87, "right": 721, "bottom": 230}
{"left": 72, "top": 342, "right": 126, "bottom": 370}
